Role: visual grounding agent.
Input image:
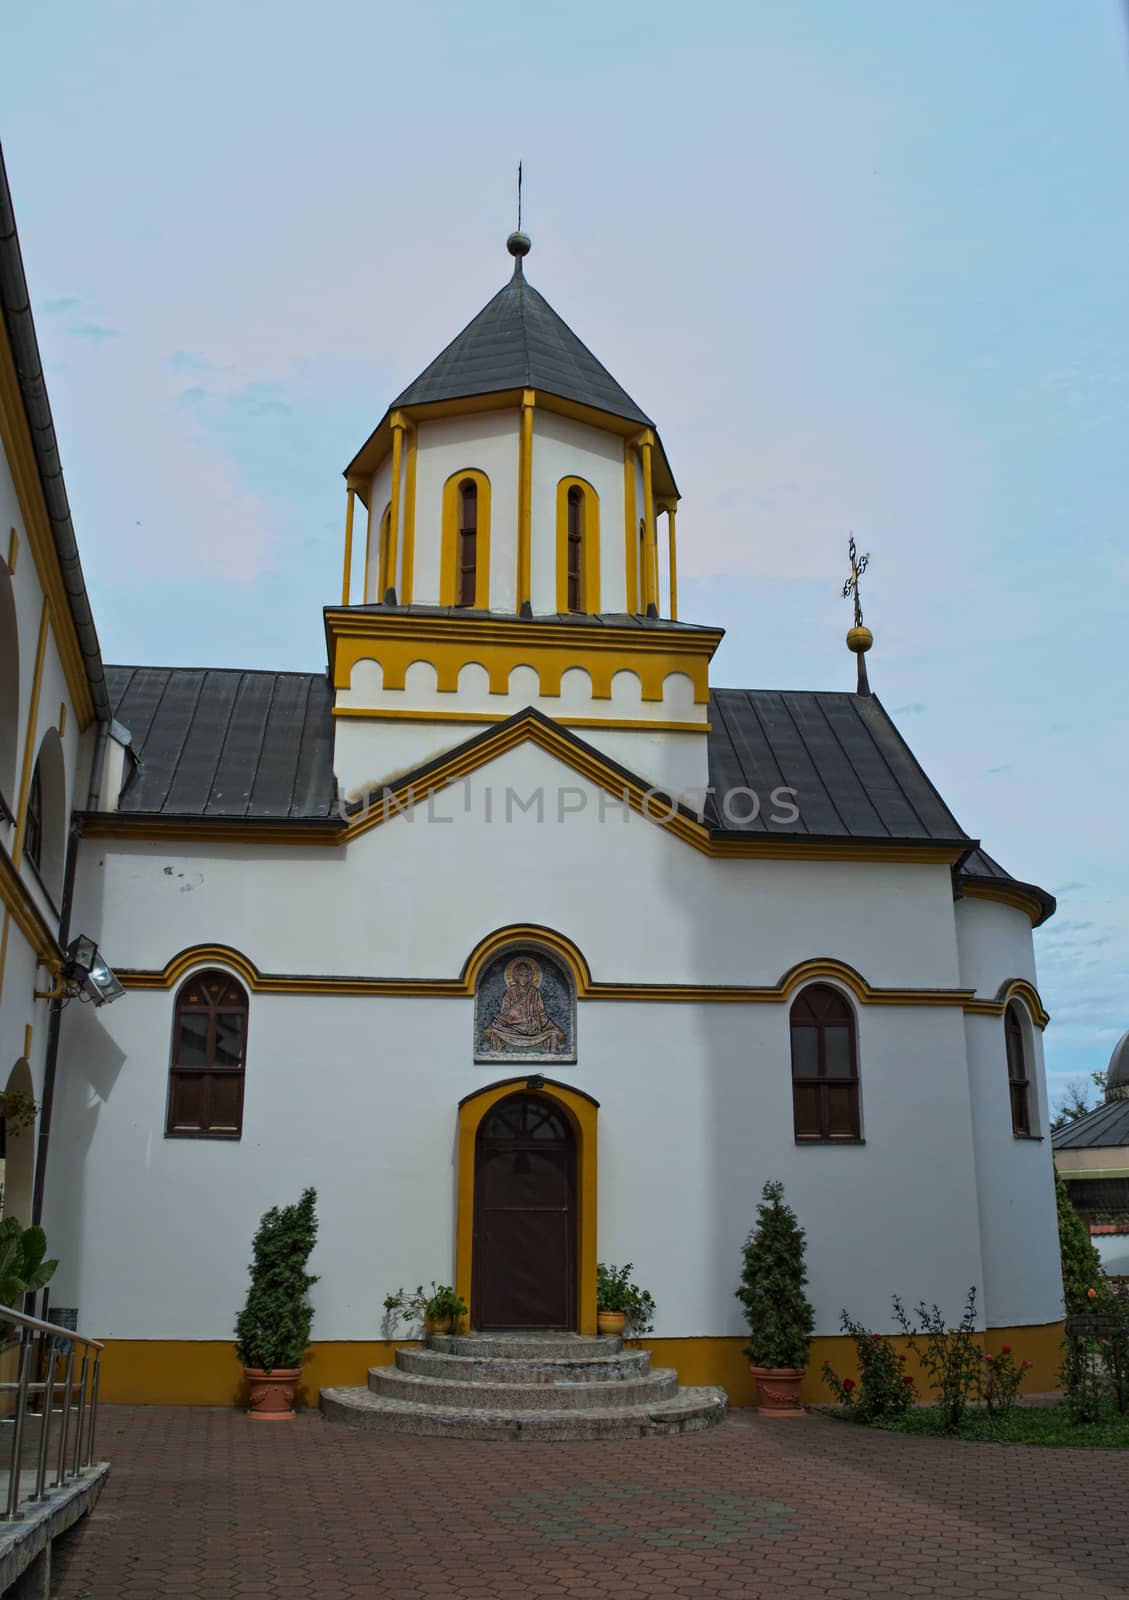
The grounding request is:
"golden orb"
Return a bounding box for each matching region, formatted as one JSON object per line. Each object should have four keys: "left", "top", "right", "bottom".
{"left": 846, "top": 625, "right": 873, "bottom": 654}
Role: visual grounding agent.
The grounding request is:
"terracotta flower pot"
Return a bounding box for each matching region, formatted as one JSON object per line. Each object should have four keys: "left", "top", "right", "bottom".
{"left": 244, "top": 1366, "right": 301, "bottom": 1420}
{"left": 597, "top": 1310, "right": 627, "bottom": 1337}
{"left": 749, "top": 1365, "right": 806, "bottom": 1416}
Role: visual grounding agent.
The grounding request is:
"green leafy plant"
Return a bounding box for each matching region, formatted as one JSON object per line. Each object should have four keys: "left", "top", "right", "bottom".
{"left": 1062, "top": 1277, "right": 1129, "bottom": 1422}
{"left": 892, "top": 1288, "right": 984, "bottom": 1434}
{"left": 0, "top": 1091, "right": 38, "bottom": 1135}
{"left": 980, "top": 1344, "right": 1032, "bottom": 1419}
{"left": 1054, "top": 1168, "right": 1103, "bottom": 1314}
{"left": 596, "top": 1263, "right": 656, "bottom": 1337}
{"left": 735, "top": 1180, "right": 815, "bottom": 1370}
{"left": 383, "top": 1282, "right": 468, "bottom": 1334}
{"left": 0, "top": 1218, "right": 58, "bottom": 1311}
{"left": 234, "top": 1187, "right": 318, "bottom": 1373}
{"left": 821, "top": 1312, "right": 916, "bottom": 1421}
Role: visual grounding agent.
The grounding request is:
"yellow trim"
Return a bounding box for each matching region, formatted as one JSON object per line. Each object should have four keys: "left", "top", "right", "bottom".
{"left": 361, "top": 496, "right": 375, "bottom": 603}
{"left": 89, "top": 1319, "right": 1065, "bottom": 1406}
{"left": 457, "top": 1078, "right": 597, "bottom": 1335}
{"left": 58, "top": 701, "right": 66, "bottom": 738}
{"left": 0, "top": 912, "right": 9, "bottom": 1005}
{"left": 440, "top": 470, "right": 492, "bottom": 609}
{"left": 401, "top": 425, "right": 418, "bottom": 605}
{"left": 326, "top": 611, "right": 720, "bottom": 704}
{"left": 385, "top": 417, "right": 404, "bottom": 598}
{"left": 82, "top": 817, "right": 341, "bottom": 847}
{"left": 964, "top": 978, "right": 1050, "bottom": 1030}
{"left": 1056, "top": 1165, "right": 1129, "bottom": 1180}
{"left": 117, "top": 937, "right": 982, "bottom": 1015}
{"left": 22, "top": 1024, "right": 31, "bottom": 1057}
{"left": 0, "top": 321, "right": 94, "bottom": 728}
{"left": 961, "top": 880, "right": 1044, "bottom": 927}
{"left": 12, "top": 599, "right": 49, "bottom": 864}
{"left": 6, "top": 527, "right": 16, "bottom": 573}
{"left": 341, "top": 487, "right": 355, "bottom": 606}
{"left": 0, "top": 841, "right": 61, "bottom": 969}
{"left": 517, "top": 390, "right": 534, "bottom": 608}
{"left": 623, "top": 442, "right": 638, "bottom": 614}
{"left": 332, "top": 706, "right": 709, "bottom": 734}
{"left": 665, "top": 505, "right": 678, "bottom": 620}
{"left": 555, "top": 477, "right": 600, "bottom": 614}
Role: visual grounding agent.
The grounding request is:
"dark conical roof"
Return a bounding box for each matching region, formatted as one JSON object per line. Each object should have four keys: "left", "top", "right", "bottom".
{"left": 392, "top": 267, "right": 654, "bottom": 428}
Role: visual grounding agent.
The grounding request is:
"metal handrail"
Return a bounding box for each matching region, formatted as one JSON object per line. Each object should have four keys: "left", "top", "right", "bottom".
{"left": 0, "top": 1304, "right": 104, "bottom": 1522}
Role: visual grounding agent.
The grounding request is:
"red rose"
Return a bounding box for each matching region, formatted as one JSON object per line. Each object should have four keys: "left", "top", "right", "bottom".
{"left": 902, "top": 1375, "right": 914, "bottom": 1385}
{"left": 897, "top": 1354, "right": 906, "bottom": 1362}
{"left": 873, "top": 1333, "right": 882, "bottom": 1341}
{"left": 1087, "top": 1287, "right": 1097, "bottom": 1300}
{"left": 842, "top": 1378, "right": 856, "bottom": 1391}
{"left": 983, "top": 1354, "right": 992, "bottom": 1362}
{"left": 1001, "top": 1345, "right": 1011, "bottom": 1355}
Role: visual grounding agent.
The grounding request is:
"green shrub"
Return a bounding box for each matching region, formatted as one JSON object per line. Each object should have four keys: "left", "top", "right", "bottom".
{"left": 980, "top": 1343, "right": 1032, "bottom": 1419}
{"left": 234, "top": 1187, "right": 318, "bottom": 1373}
{"left": 821, "top": 1312, "right": 916, "bottom": 1420}
{"left": 1055, "top": 1168, "right": 1103, "bottom": 1314}
{"left": 736, "top": 1180, "right": 814, "bottom": 1370}
{"left": 383, "top": 1282, "right": 468, "bottom": 1332}
{"left": 893, "top": 1287, "right": 984, "bottom": 1433}
{"left": 596, "top": 1263, "right": 656, "bottom": 1336}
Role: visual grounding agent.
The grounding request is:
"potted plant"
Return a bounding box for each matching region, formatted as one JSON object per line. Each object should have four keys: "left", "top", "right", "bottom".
{"left": 736, "top": 1180, "right": 815, "bottom": 1415}
{"left": 596, "top": 1262, "right": 656, "bottom": 1339}
{"left": 383, "top": 1282, "right": 468, "bottom": 1337}
{"left": 0, "top": 1218, "right": 58, "bottom": 1335}
{"left": 234, "top": 1187, "right": 318, "bottom": 1420}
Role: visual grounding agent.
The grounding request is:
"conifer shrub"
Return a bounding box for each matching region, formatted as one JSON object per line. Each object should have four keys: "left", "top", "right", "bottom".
{"left": 735, "top": 1180, "right": 815, "bottom": 1370}
{"left": 1054, "top": 1168, "right": 1103, "bottom": 1314}
{"left": 234, "top": 1187, "right": 318, "bottom": 1373}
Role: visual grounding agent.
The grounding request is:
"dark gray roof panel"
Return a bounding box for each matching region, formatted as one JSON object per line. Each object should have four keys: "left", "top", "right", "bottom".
{"left": 104, "top": 666, "right": 337, "bottom": 820}
{"left": 1052, "top": 1098, "right": 1129, "bottom": 1150}
{"left": 705, "top": 690, "right": 968, "bottom": 841}
{"left": 957, "top": 846, "right": 1057, "bottom": 926}
{"left": 393, "top": 271, "right": 653, "bottom": 427}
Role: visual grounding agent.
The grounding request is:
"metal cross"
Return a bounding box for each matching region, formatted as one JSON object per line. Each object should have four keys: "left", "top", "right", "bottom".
{"left": 517, "top": 160, "right": 523, "bottom": 232}
{"left": 842, "top": 536, "right": 870, "bottom": 628}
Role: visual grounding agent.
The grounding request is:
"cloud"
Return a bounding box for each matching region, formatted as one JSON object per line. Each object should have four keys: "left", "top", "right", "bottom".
{"left": 66, "top": 322, "right": 121, "bottom": 342}
{"left": 892, "top": 702, "right": 927, "bottom": 716}
{"left": 41, "top": 296, "right": 80, "bottom": 314}
{"left": 169, "top": 351, "right": 211, "bottom": 373}
{"left": 986, "top": 763, "right": 1011, "bottom": 775}
{"left": 177, "top": 386, "right": 210, "bottom": 408}
{"left": 1054, "top": 881, "right": 1087, "bottom": 895}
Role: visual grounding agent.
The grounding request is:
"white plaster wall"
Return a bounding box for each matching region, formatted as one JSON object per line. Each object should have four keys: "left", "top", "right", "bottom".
{"left": 362, "top": 458, "right": 393, "bottom": 603}
{"left": 955, "top": 896, "right": 1038, "bottom": 996}
{"left": 1095, "top": 1235, "right": 1129, "bottom": 1276}
{"left": 410, "top": 413, "right": 520, "bottom": 610}
{"left": 45, "top": 972, "right": 993, "bottom": 1342}
{"left": 529, "top": 409, "right": 627, "bottom": 615}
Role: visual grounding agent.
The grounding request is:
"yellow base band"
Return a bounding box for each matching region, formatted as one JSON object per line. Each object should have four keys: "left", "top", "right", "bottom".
{"left": 92, "top": 1321, "right": 1066, "bottom": 1407}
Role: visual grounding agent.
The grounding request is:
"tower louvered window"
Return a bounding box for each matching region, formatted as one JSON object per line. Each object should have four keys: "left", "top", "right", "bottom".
{"left": 567, "top": 487, "right": 584, "bottom": 612}
{"left": 457, "top": 479, "right": 478, "bottom": 606}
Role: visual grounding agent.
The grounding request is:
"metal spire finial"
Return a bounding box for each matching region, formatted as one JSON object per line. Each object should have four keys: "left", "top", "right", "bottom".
{"left": 507, "top": 160, "right": 531, "bottom": 273}
{"left": 842, "top": 535, "right": 874, "bottom": 694}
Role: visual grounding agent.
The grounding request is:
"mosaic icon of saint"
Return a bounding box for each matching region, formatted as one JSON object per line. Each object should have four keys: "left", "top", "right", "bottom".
{"left": 482, "top": 958, "right": 566, "bottom": 1054}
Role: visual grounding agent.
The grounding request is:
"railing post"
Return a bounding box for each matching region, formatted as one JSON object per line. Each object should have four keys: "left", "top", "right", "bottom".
{"left": 85, "top": 1353, "right": 101, "bottom": 1468}
{"left": 71, "top": 1352, "right": 88, "bottom": 1478}
{"left": 54, "top": 1346, "right": 74, "bottom": 1488}
{"left": 4, "top": 1333, "right": 33, "bottom": 1519}
{"left": 32, "top": 1335, "right": 57, "bottom": 1502}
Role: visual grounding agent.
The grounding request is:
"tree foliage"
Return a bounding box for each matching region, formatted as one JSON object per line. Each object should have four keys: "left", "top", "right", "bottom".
{"left": 1055, "top": 1167, "right": 1102, "bottom": 1315}
{"left": 234, "top": 1187, "right": 318, "bottom": 1373}
{"left": 736, "top": 1180, "right": 815, "bottom": 1370}
{"left": 1050, "top": 1071, "right": 1105, "bottom": 1132}
{"left": 0, "top": 1218, "right": 58, "bottom": 1308}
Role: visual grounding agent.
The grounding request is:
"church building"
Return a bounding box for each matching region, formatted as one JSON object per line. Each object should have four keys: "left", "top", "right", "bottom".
{"left": 1, "top": 167, "right": 1066, "bottom": 1406}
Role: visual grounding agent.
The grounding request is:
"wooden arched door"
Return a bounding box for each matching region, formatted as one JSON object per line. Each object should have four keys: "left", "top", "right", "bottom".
{"left": 472, "top": 1093, "right": 577, "bottom": 1330}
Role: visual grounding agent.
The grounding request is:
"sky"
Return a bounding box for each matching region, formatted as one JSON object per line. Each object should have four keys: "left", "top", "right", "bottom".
{"left": 4, "top": 0, "right": 1128, "bottom": 1106}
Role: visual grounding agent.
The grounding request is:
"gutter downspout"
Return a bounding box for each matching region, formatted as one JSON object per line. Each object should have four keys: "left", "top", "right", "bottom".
{"left": 30, "top": 813, "right": 82, "bottom": 1227}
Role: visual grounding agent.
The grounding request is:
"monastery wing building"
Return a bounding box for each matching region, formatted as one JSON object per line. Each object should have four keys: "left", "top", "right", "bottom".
{"left": 0, "top": 164, "right": 1064, "bottom": 1405}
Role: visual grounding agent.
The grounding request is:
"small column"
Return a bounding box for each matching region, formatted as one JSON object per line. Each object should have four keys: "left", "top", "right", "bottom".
{"left": 665, "top": 503, "right": 678, "bottom": 621}
{"left": 384, "top": 414, "right": 406, "bottom": 603}
{"left": 517, "top": 389, "right": 535, "bottom": 615}
{"left": 401, "top": 424, "right": 418, "bottom": 605}
{"left": 341, "top": 486, "right": 356, "bottom": 606}
{"left": 639, "top": 434, "right": 658, "bottom": 617}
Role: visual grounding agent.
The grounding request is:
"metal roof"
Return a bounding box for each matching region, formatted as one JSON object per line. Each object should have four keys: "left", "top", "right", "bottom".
{"left": 956, "top": 845, "right": 1056, "bottom": 926}
{"left": 1052, "top": 1098, "right": 1129, "bottom": 1151}
{"left": 105, "top": 666, "right": 337, "bottom": 820}
{"left": 705, "top": 689, "right": 970, "bottom": 842}
{"left": 392, "top": 266, "right": 654, "bottom": 428}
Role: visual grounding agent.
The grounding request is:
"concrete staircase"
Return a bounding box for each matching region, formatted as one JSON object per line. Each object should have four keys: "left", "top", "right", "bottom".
{"left": 319, "top": 1331, "right": 727, "bottom": 1441}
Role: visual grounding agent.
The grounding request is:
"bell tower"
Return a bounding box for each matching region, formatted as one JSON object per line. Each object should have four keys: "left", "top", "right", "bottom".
{"left": 326, "top": 233, "right": 721, "bottom": 800}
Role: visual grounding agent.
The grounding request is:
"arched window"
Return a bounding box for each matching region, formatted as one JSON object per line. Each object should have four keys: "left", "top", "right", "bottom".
{"left": 24, "top": 761, "right": 43, "bottom": 874}
{"left": 1005, "top": 1004, "right": 1032, "bottom": 1135}
{"left": 790, "top": 984, "right": 860, "bottom": 1141}
{"left": 0, "top": 561, "right": 18, "bottom": 819}
{"left": 556, "top": 478, "right": 600, "bottom": 613}
{"left": 167, "top": 970, "right": 249, "bottom": 1138}
{"left": 378, "top": 503, "right": 392, "bottom": 599}
{"left": 457, "top": 479, "right": 478, "bottom": 607}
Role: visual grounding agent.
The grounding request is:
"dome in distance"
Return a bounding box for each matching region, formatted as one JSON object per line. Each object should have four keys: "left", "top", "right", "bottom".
{"left": 1106, "top": 1030, "right": 1129, "bottom": 1101}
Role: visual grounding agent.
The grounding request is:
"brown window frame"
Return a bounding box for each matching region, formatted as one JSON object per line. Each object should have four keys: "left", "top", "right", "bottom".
{"left": 566, "top": 487, "right": 584, "bottom": 612}
{"left": 166, "top": 970, "right": 249, "bottom": 1139}
{"left": 1005, "top": 1003, "right": 1032, "bottom": 1136}
{"left": 790, "top": 984, "right": 861, "bottom": 1142}
{"left": 24, "top": 761, "right": 43, "bottom": 873}
{"left": 457, "top": 479, "right": 478, "bottom": 607}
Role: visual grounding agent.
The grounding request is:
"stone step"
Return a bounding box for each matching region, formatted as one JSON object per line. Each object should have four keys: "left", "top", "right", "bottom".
{"left": 319, "top": 1385, "right": 727, "bottom": 1441}
{"left": 368, "top": 1365, "right": 679, "bottom": 1410}
{"left": 428, "top": 1332, "right": 624, "bottom": 1361}
{"left": 395, "top": 1346, "right": 652, "bottom": 1384}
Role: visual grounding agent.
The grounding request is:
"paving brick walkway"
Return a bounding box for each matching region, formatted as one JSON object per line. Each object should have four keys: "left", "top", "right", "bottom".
{"left": 50, "top": 1405, "right": 1129, "bottom": 1599}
